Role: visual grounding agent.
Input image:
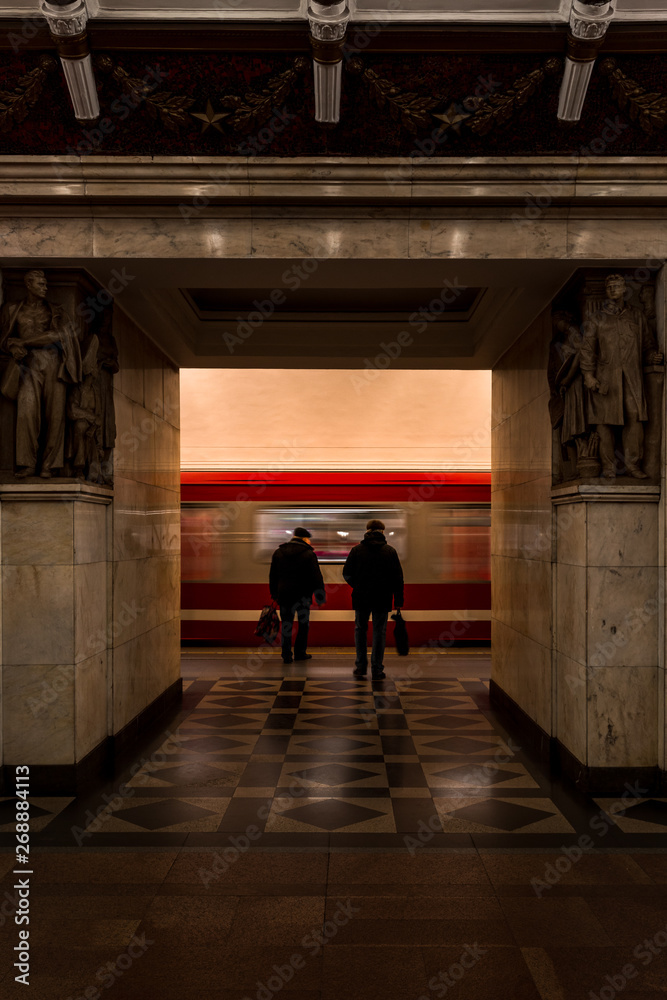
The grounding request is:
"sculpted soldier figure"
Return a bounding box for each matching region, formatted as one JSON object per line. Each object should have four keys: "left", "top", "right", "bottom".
{"left": 0, "top": 270, "right": 82, "bottom": 478}
{"left": 580, "top": 273, "right": 663, "bottom": 479}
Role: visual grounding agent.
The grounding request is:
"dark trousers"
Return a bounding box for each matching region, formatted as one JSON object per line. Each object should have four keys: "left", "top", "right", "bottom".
{"left": 354, "top": 607, "right": 388, "bottom": 673}
{"left": 280, "top": 602, "right": 311, "bottom": 660}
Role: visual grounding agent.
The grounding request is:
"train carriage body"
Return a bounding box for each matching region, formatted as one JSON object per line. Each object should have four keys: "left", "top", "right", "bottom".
{"left": 181, "top": 471, "right": 491, "bottom": 647}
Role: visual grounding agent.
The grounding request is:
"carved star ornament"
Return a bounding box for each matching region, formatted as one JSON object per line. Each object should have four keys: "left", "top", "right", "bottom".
{"left": 191, "top": 100, "right": 230, "bottom": 133}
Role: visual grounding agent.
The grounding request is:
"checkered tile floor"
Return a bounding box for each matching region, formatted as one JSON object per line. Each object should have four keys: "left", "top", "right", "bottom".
{"left": 8, "top": 663, "right": 667, "bottom": 849}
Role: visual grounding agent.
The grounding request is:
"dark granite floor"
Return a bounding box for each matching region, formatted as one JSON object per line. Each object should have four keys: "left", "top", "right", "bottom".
{"left": 1, "top": 650, "right": 667, "bottom": 999}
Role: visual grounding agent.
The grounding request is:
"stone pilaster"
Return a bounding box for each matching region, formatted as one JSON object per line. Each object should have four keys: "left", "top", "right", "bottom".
{"left": 552, "top": 483, "right": 661, "bottom": 788}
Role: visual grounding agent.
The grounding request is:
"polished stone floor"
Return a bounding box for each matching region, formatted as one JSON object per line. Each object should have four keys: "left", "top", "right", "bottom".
{"left": 2, "top": 650, "right": 667, "bottom": 999}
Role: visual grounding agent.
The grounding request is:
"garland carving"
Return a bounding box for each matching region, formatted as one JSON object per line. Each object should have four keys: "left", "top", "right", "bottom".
{"left": 600, "top": 58, "right": 667, "bottom": 135}
{"left": 0, "top": 56, "right": 57, "bottom": 133}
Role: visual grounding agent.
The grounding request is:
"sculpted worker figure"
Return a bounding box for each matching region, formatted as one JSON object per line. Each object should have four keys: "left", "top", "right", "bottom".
{"left": 580, "top": 273, "right": 662, "bottom": 479}
{"left": 0, "top": 270, "right": 82, "bottom": 478}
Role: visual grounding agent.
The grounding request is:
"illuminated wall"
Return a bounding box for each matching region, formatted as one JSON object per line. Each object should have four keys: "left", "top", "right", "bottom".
{"left": 181, "top": 369, "right": 491, "bottom": 471}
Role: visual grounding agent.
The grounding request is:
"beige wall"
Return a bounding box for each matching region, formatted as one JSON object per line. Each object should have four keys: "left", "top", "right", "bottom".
{"left": 491, "top": 309, "right": 553, "bottom": 734}
{"left": 180, "top": 369, "right": 491, "bottom": 470}
{"left": 112, "top": 307, "right": 181, "bottom": 734}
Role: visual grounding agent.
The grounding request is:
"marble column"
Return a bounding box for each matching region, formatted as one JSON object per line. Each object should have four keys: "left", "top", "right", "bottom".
{"left": 553, "top": 484, "right": 661, "bottom": 783}
{"left": 0, "top": 483, "right": 112, "bottom": 788}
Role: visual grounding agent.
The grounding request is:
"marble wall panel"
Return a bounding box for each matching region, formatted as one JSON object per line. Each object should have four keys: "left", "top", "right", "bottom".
{"left": 251, "top": 212, "right": 410, "bottom": 260}
{"left": 1, "top": 218, "right": 93, "bottom": 258}
{"left": 144, "top": 344, "right": 165, "bottom": 418}
{"left": 3, "top": 564, "right": 74, "bottom": 665}
{"left": 111, "top": 305, "right": 181, "bottom": 739}
{"left": 517, "top": 477, "right": 554, "bottom": 562}
{"left": 587, "top": 565, "right": 659, "bottom": 669}
{"left": 112, "top": 633, "right": 149, "bottom": 733}
{"left": 556, "top": 502, "right": 587, "bottom": 568}
{"left": 408, "top": 216, "right": 568, "bottom": 260}
{"left": 2, "top": 501, "right": 73, "bottom": 565}
{"left": 555, "top": 651, "right": 588, "bottom": 763}
{"left": 491, "top": 618, "right": 551, "bottom": 734}
{"left": 555, "top": 562, "right": 587, "bottom": 665}
{"left": 93, "top": 216, "right": 253, "bottom": 259}
{"left": 512, "top": 556, "right": 552, "bottom": 650}
{"left": 3, "top": 663, "right": 74, "bottom": 765}
{"left": 74, "top": 561, "right": 108, "bottom": 662}
{"left": 111, "top": 558, "right": 156, "bottom": 644}
{"left": 73, "top": 501, "right": 109, "bottom": 566}
{"left": 587, "top": 666, "right": 659, "bottom": 768}
{"left": 154, "top": 420, "right": 180, "bottom": 492}
{"left": 565, "top": 219, "right": 667, "bottom": 261}
{"left": 145, "top": 617, "right": 181, "bottom": 706}
{"left": 74, "top": 652, "right": 108, "bottom": 760}
{"left": 113, "top": 308, "right": 145, "bottom": 406}
{"left": 492, "top": 308, "right": 554, "bottom": 732}
{"left": 587, "top": 503, "right": 659, "bottom": 569}
{"left": 163, "top": 364, "right": 180, "bottom": 430}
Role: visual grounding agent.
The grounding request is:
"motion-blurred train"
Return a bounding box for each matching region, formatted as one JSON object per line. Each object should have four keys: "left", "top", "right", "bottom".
{"left": 181, "top": 472, "right": 491, "bottom": 647}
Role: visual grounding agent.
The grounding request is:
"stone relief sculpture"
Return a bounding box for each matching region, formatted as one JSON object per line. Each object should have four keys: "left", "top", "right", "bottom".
{"left": 0, "top": 268, "right": 119, "bottom": 484}
{"left": 581, "top": 273, "right": 662, "bottom": 479}
{"left": 551, "top": 272, "right": 664, "bottom": 484}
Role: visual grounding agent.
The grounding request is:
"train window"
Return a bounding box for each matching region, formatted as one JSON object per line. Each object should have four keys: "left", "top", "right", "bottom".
{"left": 430, "top": 505, "right": 491, "bottom": 582}
{"left": 254, "top": 507, "right": 407, "bottom": 563}
{"left": 181, "top": 504, "right": 232, "bottom": 581}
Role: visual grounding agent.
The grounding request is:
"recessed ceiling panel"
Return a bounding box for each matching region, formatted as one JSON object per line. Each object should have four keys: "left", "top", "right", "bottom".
{"left": 186, "top": 286, "right": 482, "bottom": 316}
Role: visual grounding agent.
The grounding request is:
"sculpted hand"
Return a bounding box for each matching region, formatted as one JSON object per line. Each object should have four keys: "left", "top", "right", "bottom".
{"left": 583, "top": 372, "right": 600, "bottom": 392}
{"left": 648, "top": 351, "right": 664, "bottom": 365}
{"left": 8, "top": 340, "right": 27, "bottom": 361}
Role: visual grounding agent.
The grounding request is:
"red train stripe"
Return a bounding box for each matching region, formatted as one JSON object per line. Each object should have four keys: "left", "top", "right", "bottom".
{"left": 181, "top": 582, "right": 490, "bottom": 610}
{"left": 181, "top": 620, "right": 491, "bottom": 645}
{"left": 181, "top": 470, "right": 491, "bottom": 503}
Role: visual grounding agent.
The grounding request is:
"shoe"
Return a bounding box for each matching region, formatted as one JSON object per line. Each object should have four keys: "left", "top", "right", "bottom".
{"left": 14, "top": 467, "right": 35, "bottom": 479}
{"left": 372, "top": 671, "right": 386, "bottom": 680}
{"left": 282, "top": 657, "right": 293, "bottom": 664}
{"left": 352, "top": 668, "right": 367, "bottom": 678}
{"left": 627, "top": 466, "right": 649, "bottom": 479}
{"left": 294, "top": 653, "right": 312, "bottom": 661}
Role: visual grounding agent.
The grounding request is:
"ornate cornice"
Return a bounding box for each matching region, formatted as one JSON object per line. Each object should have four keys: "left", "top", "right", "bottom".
{"left": 0, "top": 155, "right": 666, "bottom": 203}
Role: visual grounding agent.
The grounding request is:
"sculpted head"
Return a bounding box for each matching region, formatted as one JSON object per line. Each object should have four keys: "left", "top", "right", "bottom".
{"left": 605, "top": 273, "right": 626, "bottom": 303}
{"left": 24, "top": 270, "right": 47, "bottom": 298}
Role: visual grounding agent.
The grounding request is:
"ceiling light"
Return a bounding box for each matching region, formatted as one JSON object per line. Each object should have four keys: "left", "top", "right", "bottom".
{"left": 41, "top": 0, "right": 99, "bottom": 122}
{"left": 557, "top": 0, "right": 615, "bottom": 122}
{"left": 308, "top": 0, "right": 350, "bottom": 124}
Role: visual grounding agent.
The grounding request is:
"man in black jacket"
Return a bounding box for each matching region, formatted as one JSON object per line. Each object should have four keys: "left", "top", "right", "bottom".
{"left": 269, "top": 526, "right": 325, "bottom": 664}
{"left": 343, "top": 518, "right": 404, "bottom": 680}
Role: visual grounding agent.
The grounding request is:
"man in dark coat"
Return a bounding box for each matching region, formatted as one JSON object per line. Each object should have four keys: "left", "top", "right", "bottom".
{"left": 269, "top": 526, "right": 325, "bottom": 664}
{"left": 343, "top": 518, "right": 404, "bottom": 680}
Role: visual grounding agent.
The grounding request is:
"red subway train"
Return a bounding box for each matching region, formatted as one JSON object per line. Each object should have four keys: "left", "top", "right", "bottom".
{"left": 181, "top": 471, "right": 491, "bottom": 647}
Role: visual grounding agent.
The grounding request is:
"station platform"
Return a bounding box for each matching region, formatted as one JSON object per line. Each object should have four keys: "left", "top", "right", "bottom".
{"left": 2, "top": 650, "right": 667, "bottom": 999}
